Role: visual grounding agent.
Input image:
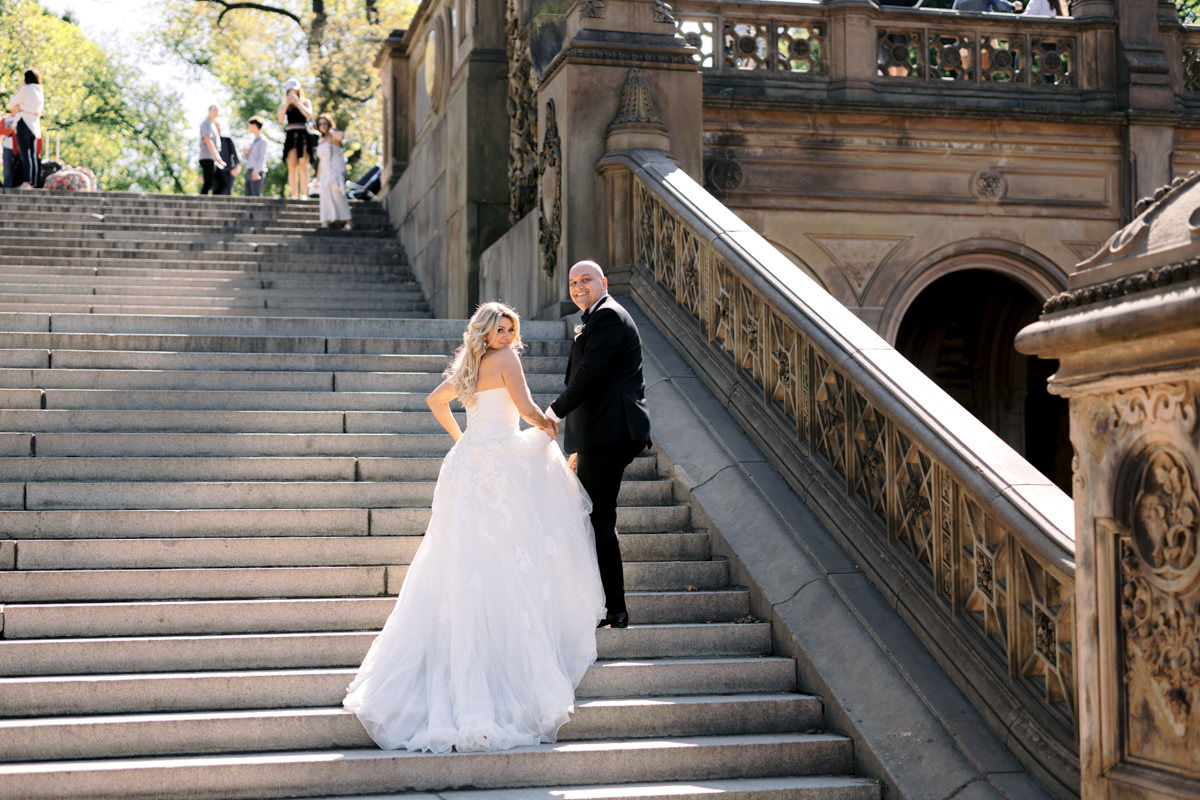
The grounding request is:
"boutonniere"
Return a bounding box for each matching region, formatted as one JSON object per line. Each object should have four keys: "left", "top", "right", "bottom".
{"left": 573, "top": 323, "right": 585, "bottom": 340}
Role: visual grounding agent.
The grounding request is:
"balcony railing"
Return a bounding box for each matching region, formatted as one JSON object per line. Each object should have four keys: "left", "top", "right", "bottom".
{"left": 674, "top": 2, "right": 1083, "bottom": 91}
{"left": 606, "top": 147, "right": 1079, "bottom": 796}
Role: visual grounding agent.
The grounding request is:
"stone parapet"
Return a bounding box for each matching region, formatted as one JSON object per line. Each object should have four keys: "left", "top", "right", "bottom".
{"left": 610, "top": 147, "right": 1078, "bottom": 797}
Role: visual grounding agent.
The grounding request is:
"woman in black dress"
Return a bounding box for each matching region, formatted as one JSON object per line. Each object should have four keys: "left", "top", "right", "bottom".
{"left": 277, "top": 78, "right": 313, "bottom": 200}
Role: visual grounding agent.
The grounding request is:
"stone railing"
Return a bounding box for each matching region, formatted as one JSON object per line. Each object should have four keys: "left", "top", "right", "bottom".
{"left": 1182, "top": 26, "right": 1200, "bottom": 93}
{"left": 673, "top": 2, "right": 1087, "bottom": 93}
{"left": 605, "top": 148, "right": 1078, "bottom": 795}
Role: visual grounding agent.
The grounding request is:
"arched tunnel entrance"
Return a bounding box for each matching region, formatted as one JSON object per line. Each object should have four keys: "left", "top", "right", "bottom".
{"left": 894, "top": 269, "right": 1071, "bottom": 492}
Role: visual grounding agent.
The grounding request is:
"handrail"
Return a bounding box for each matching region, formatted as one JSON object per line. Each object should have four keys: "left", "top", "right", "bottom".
{"left": 610, "top": 147, "right": 1079, "bottom": 794}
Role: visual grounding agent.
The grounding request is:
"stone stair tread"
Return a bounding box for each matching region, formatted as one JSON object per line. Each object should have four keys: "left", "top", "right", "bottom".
{"left": 0, "top": 623, "right": 774, "bottom": 675}
{"left": 304, "top": 776, "right": 881, "bottom": 800}
{"left": 0, "top": 733, "right": 856, "bottom": 800}
{"left": 1, "top": 586, "right": 747, "bottom": 638}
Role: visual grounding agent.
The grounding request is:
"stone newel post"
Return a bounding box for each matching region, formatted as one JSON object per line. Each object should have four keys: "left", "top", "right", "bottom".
{"left": 1016, "top": 174, "right": 1200, "bottom": 799}
{"left": 533, "top": 0, "right": 700, "bottom": 297}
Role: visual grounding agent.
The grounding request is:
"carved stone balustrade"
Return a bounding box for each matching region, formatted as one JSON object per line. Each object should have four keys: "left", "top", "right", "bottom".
{"left": 603, "top": 147, "right": 1078, "bottom": 797}
{"left": 1017, "top": 171, "right": 1200, "bottom": 800}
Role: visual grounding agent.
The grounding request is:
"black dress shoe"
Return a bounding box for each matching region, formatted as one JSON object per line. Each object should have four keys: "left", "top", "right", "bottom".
{"left": 597, "top": 612, "right": 629, "bottom": 629}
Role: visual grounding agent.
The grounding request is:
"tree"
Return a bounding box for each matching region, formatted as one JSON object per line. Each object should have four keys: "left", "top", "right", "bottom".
{"left": 0, "top": 0, "right": 190, "bottom": 191}
{"left": 156, "top": 0, "right": 417, "bottom": 194}
{"left": 1178, "top": 0, "right": 1199, "bottom": 24}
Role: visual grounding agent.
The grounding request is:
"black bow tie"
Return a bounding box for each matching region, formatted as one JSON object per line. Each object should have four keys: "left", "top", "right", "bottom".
{"left": 581, "top": 309, "right": 592, "bottom": 325}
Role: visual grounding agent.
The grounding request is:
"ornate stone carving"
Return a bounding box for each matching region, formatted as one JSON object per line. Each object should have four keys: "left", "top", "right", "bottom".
{"left": 506, "top": 0, "right": 538, "bottom": 224}
{"left": 1107, "top": 384, "right": 1198, "bottom": 443}
{"left": 538, "top": 99, "right": 562, "bottom": 278}
{"left": 653, "top": 0, "right": 673, "bottom": 24}
{"left": 972, "top": 168, "right": 1008, "bottom": 200}
{"left": 1116, "top": 444, "right": 1200, "bottom": 739}
{"left": 708, "top": 159, "right": 743, "bottom": 193}
{"left": 580, "top": 0, "right": 605, "bottom": 18}
{"left": 608, "top": 68, "right": 666, "bottom": 130}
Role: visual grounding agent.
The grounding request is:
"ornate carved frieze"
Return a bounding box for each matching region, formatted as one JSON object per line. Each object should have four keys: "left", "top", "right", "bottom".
{"left": 538, "top": 99, "right": 562, "bottom": 278}
{"left": 1042, "top": 257, "right": 1200, "bottom": 314}
{"left": 506, "top": 0, "right": 539, "bottom": 225}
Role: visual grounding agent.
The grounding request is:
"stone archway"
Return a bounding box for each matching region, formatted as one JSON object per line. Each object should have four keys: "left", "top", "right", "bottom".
{"left": 894, "top": 269, "right": 1071, "bottom": 491}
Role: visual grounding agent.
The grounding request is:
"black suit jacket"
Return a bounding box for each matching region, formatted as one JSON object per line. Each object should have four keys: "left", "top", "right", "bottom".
{"left": 550, "top": 296, "right": 651, "bottom": 454}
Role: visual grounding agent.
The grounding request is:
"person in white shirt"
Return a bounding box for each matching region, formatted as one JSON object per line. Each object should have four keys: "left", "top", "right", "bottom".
{"left": 8, "top": 69, "right": 43, "bottom": 189}
{"left": 314, "top": 114, "right": 351, "bottom": 229}
{"left": 242, "top": 115, "right": 268, "bottom": 196}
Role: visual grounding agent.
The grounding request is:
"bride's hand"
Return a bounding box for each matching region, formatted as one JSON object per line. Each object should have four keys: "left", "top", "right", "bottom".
{"left": 538, "top": 417, "right": 558, "bottom": 440}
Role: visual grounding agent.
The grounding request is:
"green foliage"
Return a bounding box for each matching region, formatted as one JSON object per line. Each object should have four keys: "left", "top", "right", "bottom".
{"left": 0, "top": 0, "right": 189, "bottom": 191}
{"left": 1178, "top": 0, "right": 1200, "bottom": 24}
{"left": 157, "top": 0, "right": 418, "bottom": 192}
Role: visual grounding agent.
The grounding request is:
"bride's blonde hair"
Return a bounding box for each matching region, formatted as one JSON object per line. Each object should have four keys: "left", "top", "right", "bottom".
{"left": 446, "top": 301, "right": 523, "bottom": 407}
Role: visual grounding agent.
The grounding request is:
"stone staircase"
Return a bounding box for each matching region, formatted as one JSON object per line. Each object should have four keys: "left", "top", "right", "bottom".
{"left": 0, "top": 192, "right": 879, "bottom": 800}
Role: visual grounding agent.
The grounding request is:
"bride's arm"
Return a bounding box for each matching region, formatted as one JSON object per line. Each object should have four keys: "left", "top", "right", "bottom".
{"left": 426, "top": 377, "right": 463, "bottom": 441}
{"left": 497, "top": 350, "right": 557, "bottom": 436}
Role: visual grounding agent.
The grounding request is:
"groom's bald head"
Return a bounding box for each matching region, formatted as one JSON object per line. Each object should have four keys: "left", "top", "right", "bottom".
{"left": 568, "top": 260, "right": 607, "bottom": 312}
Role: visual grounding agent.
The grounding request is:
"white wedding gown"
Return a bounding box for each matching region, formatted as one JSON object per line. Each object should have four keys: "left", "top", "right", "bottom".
{"left": 343, "top": 387, "right": 607, "bottom": 752}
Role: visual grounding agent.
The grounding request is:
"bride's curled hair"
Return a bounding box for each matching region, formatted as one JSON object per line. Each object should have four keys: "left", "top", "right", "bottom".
{"left": 446, "top": 301, "right": 523, "bottom": 408}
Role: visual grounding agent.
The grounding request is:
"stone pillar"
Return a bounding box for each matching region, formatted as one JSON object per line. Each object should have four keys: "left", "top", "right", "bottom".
{"left": 1015, "top": 172, "right": 1200, "bottom": 800}
{"left": 375, "top": 29, "right": 409, "bottom": 190}
{"left": 533, "top": 0, "right": 700, "bottom": 302}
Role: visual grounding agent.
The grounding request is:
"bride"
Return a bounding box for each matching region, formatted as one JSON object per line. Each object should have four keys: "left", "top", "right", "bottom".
{"left": 343, "top": 301, "right": 607, "bottom": 752}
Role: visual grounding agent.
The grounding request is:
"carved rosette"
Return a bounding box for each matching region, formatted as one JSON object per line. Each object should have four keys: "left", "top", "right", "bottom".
{"left": 538, "top": 99, "right": 562, "bottom": 278}
{"left": 506, "top": 0, "right": 539, "bottom": 224}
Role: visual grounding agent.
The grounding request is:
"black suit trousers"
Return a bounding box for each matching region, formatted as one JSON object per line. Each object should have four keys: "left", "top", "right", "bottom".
{"left": 576, "top": 439, "right": 645, "bottom": 617}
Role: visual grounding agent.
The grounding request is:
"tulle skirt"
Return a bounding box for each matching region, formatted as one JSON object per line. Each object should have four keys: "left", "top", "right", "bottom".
{"left": 343, "top": 425, "right": 606, "bottom": 752}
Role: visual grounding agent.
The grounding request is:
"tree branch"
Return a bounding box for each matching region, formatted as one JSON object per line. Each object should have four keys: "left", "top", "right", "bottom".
{"left": 195, "top": 0, "right": 303, "bottom": 28}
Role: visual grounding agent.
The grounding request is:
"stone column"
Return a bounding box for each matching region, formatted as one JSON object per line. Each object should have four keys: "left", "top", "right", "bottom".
{"left": 533, "top": 0, "right": 700, "bottom": 302}
{"left": 374, "top": 29, "right": 409, "bottom": 190}
{"left": 1015, "top": 172, "right": 1200, "bottom": 800}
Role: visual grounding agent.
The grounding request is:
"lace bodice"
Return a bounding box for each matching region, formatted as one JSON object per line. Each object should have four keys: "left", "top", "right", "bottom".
{"left": 463, "top": 387, "right": 520, "bottom": 441}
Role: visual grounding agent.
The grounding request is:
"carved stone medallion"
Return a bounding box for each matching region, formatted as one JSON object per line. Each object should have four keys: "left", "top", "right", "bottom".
{"left": 971, "top": 168, "right": 1007, "bottom": 200}
{"left": 708, "top": 159, "right": 743, "bottom": 193}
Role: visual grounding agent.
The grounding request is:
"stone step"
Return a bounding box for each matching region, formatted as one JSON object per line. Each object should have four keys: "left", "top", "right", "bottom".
{"left": 0, "top": 348, "right": 563, "bottom": 373}
{"left": 0, "top": 657, "right": 794, "bottom": 716}
{"left": 13, "top": 432, "right": 456, "bottom": 457}
{"left": 2, "top": 408, "right": 573, "bottom": 434}
{"left": 0, "top": 733, "right": 853, "bottom": 800}
{"left": 0, "top": 694, "right": 817, "bottom": 762}
{"left": 3, "top": 255, "right": 405, "bottom": 275}
{"left": 300, "top": 777, "right": 881, "bottom": 800}
{"left": 0, "top": 311, "right": 565, "bottom": 339}
{"left": 0, "top": 303, "right": 431, "bottom": 319}
{"left": 33, "top": 388, "right": 563, "bottom": 412}
{"left": 8, "top": 527, "right": 691, "bottom": 570}
{"left": 0, "top": 264, "right": 418, "bottom": 288}
{"left": 0, "top": 623, "right": 772, "bottom": 675}
{"left": 0, "top": 241, "right": 405, "bottom": 261}
{"left": 0, "top": 455, "right": 659, "bottom": 482}
{"left": 0, "top": 292, "right": 429, "bottom": 313}
{"left": 0, "top": 504, "right": 690, "bottom": 538}
{"left": 0, "top": 559, "right": 724, "bottom": 602}
{"left": 15, "top": 479, "right": 671, "bottom": 509}
{"left": 0, "top": 279, "right": 422, "bottom": 299}
{"left": 0, "top": 586, "right": 742, "bottom": 639}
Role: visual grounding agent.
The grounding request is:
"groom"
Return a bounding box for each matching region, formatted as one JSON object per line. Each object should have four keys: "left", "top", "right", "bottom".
{"left": 548, "top": 260, "right": 651, "bottom": 629}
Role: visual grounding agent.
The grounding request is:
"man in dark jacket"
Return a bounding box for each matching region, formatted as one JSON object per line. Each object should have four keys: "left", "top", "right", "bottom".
{"left": 548, "top": 260, "right": 651, "bottom": 629}
{"left": 215, "top": 135, "right": 241, "bottom": 195}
